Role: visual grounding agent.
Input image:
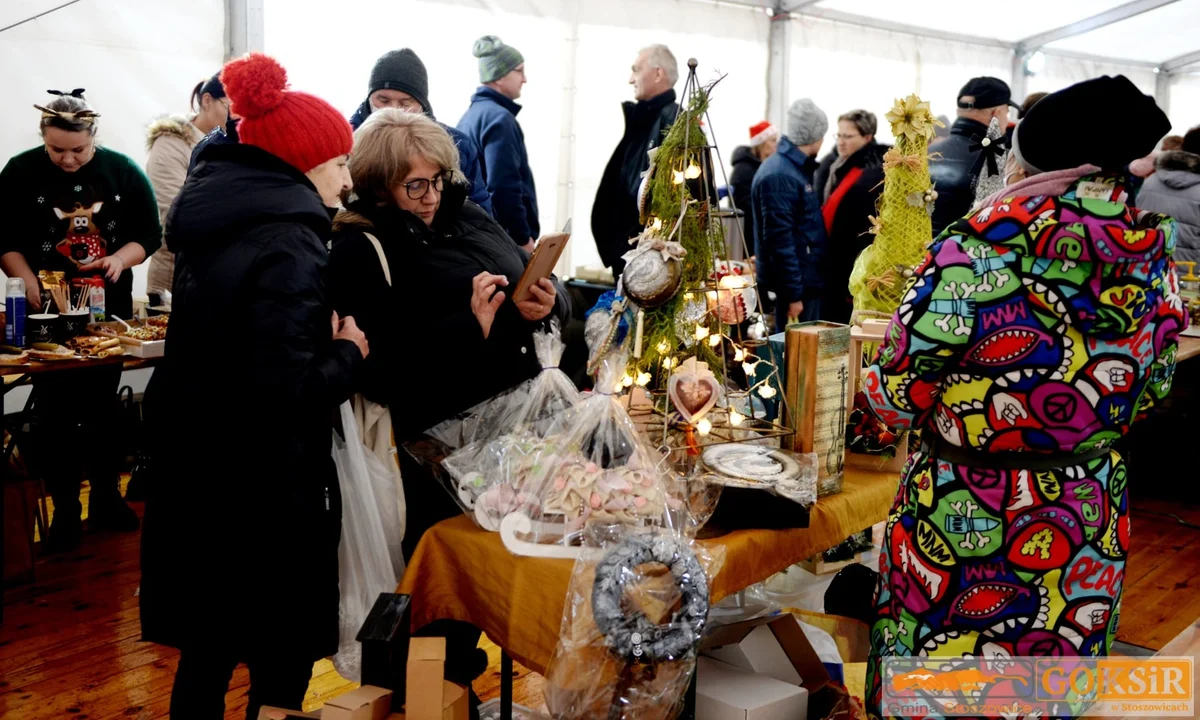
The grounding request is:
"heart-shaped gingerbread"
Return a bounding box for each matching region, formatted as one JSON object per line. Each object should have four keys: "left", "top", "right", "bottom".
{"left": 668, "top": 370, "right": 720, "bottom": 423}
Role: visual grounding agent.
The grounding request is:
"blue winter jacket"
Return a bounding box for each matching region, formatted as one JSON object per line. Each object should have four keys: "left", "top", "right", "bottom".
{"left": 751, "top": 136, "right": 826, "bottom": 304}
{"left": 457, "top": 87, "right": 539, "bottom": 246}
{"left": 349, "top": 101, "right": 494, "bottom": 216}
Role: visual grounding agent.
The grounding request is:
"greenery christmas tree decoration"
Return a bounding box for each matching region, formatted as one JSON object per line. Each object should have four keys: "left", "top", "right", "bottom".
{"left": 631, "top": 76, "right": 725, "bottom": 382}
{"left": 597, "top": 59, "right": 790, "bottom": 451}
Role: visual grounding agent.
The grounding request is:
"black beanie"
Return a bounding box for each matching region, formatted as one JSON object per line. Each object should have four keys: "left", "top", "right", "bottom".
{"left": 1013, "top": 75, "right": 1170, "bottom": 173}
{"left": 367, "top": 49, "right": 432, "bottom": 117}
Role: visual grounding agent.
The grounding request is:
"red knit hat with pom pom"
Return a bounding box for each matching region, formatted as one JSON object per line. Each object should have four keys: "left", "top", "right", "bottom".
{"left": 220, "top": 53, "right": 352, "bottom": 173}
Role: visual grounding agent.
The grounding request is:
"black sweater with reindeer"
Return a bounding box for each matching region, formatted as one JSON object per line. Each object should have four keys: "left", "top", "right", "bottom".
{"left": 0, "top": 146, "right": 161, "bottom": 318}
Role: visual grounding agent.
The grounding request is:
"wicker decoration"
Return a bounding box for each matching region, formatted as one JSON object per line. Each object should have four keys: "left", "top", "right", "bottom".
{"left": 849, "top": 94, "right": 943, "bottom": 317}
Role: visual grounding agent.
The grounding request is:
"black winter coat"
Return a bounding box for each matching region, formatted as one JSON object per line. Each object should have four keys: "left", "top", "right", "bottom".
{"left": 591, "top": 90, "right": 678, "bottom": 275}
{"left": 327, "top": 183, "right": 570, "bottom": 442}
{"left": 818, "top": 142, "right": 886, "bottom": 324}
{"left": 141, "top": 143, "right": 362, "bottom": 661}
{"left": 728, "top": 146, "right": 761, "bottom": 256}
{"left": 929, "top": 117, "right": 989, "bottom": 237}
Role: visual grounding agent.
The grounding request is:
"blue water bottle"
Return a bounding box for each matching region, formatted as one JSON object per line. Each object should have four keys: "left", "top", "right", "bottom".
{"left": 6, "top": 277, "right": 27, "bottom": 347}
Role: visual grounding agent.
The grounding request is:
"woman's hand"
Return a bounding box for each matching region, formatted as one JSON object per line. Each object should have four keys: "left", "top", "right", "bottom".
{"left": 332, "top": 311, "right": 369, "bottom": 359}
{"left": 471, "top": 272, "right": 508, "bottom": 339}
{"left": 517, "top": 277, "right": 556, "bottom": 323}
{"left": 79, "top": 256, "right": 126, "bottom": 283}
{"left": 25, "top": 285, "right": 43, "bottom": 312}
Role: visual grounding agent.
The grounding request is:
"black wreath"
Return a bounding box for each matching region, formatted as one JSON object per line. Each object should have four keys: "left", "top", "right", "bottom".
{"left": 591, "top": 534, "right": 709, "bottom": 664}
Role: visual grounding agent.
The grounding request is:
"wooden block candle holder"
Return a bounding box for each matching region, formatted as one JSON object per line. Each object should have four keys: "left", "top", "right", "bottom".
{"left": 784, "top": 321, "right": 851, "bottom": 496}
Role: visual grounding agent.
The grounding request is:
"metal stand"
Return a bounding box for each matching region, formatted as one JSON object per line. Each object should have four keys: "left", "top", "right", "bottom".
{"left": 500, "top": 650, "right": 513, "bottom": 720}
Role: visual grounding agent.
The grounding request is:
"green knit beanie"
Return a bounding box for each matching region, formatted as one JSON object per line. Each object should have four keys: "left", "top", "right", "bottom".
{"left": 473, "top": 35, "right": 524, "bottom": 84}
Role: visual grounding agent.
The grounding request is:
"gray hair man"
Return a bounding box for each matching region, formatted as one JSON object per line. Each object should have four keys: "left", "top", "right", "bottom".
{"left": 592, "top": 44, "right": 680, "bottom": 275}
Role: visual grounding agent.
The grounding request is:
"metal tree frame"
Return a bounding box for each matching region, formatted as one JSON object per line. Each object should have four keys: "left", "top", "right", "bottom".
{"left": 629, "top": 57, "right": 796, "bottom": 459}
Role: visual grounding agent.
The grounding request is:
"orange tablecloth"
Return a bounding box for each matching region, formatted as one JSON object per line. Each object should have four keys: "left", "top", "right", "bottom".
{"left": 397, "top": 467, "right": 899, "bottom": 674}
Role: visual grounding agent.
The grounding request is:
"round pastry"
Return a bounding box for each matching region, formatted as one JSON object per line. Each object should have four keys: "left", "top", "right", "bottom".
{"left": 591, "top": 534, "right": 708, "bottom": 664}
{"left": 29, "top": 343, "right": 75, "bottom": 361}
{"left": 623, "top": 249, "right": 682, "bottom": 308}
{"left": 0, "top": 349, "right": 29, "bottom": 365}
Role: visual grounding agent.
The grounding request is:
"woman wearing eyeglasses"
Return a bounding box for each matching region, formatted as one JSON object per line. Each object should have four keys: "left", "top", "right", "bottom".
{"left": 329, "top": 109, "right": 568, "bottom": 537}
{"left": 144, "top": 73, "right": 231, "bottom": 296}
{"left": 328, "top": 110, "right": 567, "bottom": 710}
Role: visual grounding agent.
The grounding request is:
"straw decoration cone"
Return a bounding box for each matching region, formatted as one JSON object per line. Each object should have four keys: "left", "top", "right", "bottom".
{"left": 849, "top": 93, "right": 942, "bottom": 316}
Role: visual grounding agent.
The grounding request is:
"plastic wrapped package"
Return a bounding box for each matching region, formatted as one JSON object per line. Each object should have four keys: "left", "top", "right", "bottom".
{"left": 441, "top": 323, "right": 582, "bottom": 529}
{"left": 544, "top": 532, "right": 725, "bottom": 719}
{"left": 427, "top": 323, "right": 574, "bottom": 450}
{"left": 500, "top": 353, "right": 683, "bottom": 556}
{"left": 331, "top": 402, "right": 403, "bottom": 681}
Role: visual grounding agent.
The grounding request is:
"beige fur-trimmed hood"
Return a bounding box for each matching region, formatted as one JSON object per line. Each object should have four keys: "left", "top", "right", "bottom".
{"left": 146, "top": 115, "right": 201, "bottom": 151}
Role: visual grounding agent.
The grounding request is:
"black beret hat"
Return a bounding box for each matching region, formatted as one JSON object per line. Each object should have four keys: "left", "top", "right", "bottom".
{"left": 1013, "top": 75, "right": 1170, "bottom": 173}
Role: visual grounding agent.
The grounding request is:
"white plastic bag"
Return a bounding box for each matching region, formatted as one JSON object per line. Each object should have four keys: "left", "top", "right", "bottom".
{"left": 332, "top": 401, "right": 403, "bottom": 681}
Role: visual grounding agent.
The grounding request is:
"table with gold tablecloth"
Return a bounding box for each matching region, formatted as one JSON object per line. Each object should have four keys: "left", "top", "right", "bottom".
{"left": 397, "top": 467, "right": 899, "bottom": 674}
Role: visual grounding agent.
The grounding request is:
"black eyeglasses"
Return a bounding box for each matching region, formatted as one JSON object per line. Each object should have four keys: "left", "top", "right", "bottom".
{"left": 401, "top": 172, "right": 447, "bottom": 200}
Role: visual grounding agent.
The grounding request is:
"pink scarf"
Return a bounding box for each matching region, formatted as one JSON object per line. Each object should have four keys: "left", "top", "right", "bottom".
{"left": 978, "top": 164, "right": 1101, "bottom": 208}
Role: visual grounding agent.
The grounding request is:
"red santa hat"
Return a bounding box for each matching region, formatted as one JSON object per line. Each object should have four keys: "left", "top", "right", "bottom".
{"left": 748, "top": 121, "right": 778, "bottom": 147}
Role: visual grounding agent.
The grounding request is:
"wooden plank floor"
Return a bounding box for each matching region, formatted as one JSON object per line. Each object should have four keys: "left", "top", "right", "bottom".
{"left": 2, "top": 482, "right": 1196, "bottom": 718}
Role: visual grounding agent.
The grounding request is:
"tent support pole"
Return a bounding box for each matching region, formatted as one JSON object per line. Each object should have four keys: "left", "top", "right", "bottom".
{"left": 1011, "top": 52, "right": 1028, "bottom": 109}
{"left": 766, "top": 8, "right": 791, "bottom": 129}
{"left": 225, "top": 0, "right": 264, "bottom": 61}
{"left": 1155, "top": 71, "right": 1172, "bottom": 119}
{"left": 553, "top": 0, "right": 582, "bottom": 276}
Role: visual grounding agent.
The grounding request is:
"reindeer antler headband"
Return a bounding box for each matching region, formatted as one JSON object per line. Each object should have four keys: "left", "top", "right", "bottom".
{"left": 35, "top": 89, "right": 100, "bottom": 124}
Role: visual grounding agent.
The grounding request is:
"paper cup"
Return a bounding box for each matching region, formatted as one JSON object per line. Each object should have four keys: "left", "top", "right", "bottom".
{"left": 61, "top": 310, "right": 91, "bottom": 340}
{"left": 28, "top": 314, "right": 62, "bottom": 345}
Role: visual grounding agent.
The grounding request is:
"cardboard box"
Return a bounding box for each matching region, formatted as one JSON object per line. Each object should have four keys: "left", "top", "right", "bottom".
{"left": 696, "top": 657, "right": 809, "bottom": 720}
{"left": 702, "top": 614, "right": 832, "bottom": 693}
{"left": 324, "top": 685, "right": 394, "bottom": 720}
{"left": 380, "top": 681, "right": 466, "bottom": 720}
{"left": 404, "top": 638, "right": 469, "bottom": 720}
{"left": 258, "top": 709, "right": 321, "bottom": 720}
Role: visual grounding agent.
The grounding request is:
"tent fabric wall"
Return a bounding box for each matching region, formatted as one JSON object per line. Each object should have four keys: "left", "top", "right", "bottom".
{"left": 262, "top": 0, "right": 1187, "bottom": 274}
{"left": 786, "top": 15, "right": 1013, "bottom": 145}
{"left": 0, "top": 0, "right": 226, "bottom": 299}
{"left": 265, "top": 0, "right": 769, "bottom": 275}
{"left": 1026, "top": 54, "right": 1158, "bottom": 99}
{"left": 1169, "top": 74, "right": 1200, "bottom": 136}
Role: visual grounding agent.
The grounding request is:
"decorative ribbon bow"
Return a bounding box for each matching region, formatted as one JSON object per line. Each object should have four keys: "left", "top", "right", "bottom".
{"left": 623, "top": 233, "right": 687, "bottom": 263}
{"left": 969, "top": 135, "right": 1008, "bottom": 177}
{"left": 48, "top": 88, "right": 86, "bottom": 98}
{"left": 883, "top": 148, "right": 923, "bottom": 173}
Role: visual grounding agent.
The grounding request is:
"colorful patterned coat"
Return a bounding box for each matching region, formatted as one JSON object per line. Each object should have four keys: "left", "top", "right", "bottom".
{"left": 863, "top": 173, "right": 1187, "bottom": 718}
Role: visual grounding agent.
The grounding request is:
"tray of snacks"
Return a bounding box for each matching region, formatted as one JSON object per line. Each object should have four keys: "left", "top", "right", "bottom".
{"left": 88, "top": 318, "right": 167, "bottom": 357}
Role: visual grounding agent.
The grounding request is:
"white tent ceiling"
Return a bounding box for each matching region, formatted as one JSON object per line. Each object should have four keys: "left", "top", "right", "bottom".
{"left": 1, "top": 0, "right": 1199, "bottom": 284}
{"left": 719, "top": 0, "right": 1200, "bottom": 71}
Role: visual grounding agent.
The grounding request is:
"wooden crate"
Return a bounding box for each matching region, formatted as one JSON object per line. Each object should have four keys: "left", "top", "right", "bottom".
{"left": 800, "top": 552, "right": 863, "bottom": 575}
{"left": 846, "top": 318, "right": 909, "bottom": 474}
{"left": 784, "top": 322, "right": 850, "bottom": 493}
